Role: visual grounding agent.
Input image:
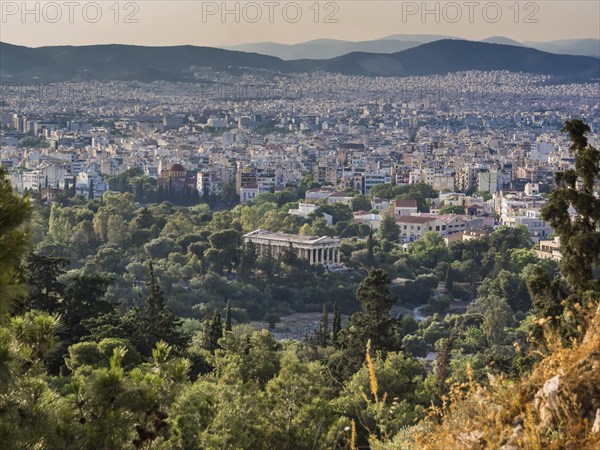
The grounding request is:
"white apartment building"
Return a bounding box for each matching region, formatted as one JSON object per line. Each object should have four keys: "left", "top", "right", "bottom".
{"left": 305, "top": 187, "right": 336, "bottom": 201}
{"left": 529, "top": 142, "right": 555, "bottom": 163}
{"left": 326, "top": 191, "right": 353, "bottom": 206}
{"left": 494, "top": 191, "right": 547, "bottom": 218}
{"left": 363, "top": 172, "right": 391, "bottom": 196}
{"left": 240, "top": 185, "right": 259, "bottom": 204}
{"left": 477, "top": 170, "right": 499, "bottom": 193}
{"left": 288, "top": 203, "right": 333, "bottom": 226}
{"left": 409, "top": 167, "right": 455, "bottom": 191}
{"left": 197, "top": 172, "right": 223, "bottom": 196}
{"left": 501, "top": 210, "right": 552, "bottom": 242}
{"left": 10, "top": 163, "right": 68, "bottom": 191}
{"left": 353, "top": 212, "right": 382, "bottom": 230}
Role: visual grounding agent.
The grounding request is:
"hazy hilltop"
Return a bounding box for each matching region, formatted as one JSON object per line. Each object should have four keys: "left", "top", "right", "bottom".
{"left": 1, "top": 39, "right": 599, "bottom": 83}
{"left": 223, "top": 38, "right": 425, "bottom": 60}
{"left": 288, "top": 40, "right": 600, "bottom": 82}
{"left": 0, "top": 42, "right": 289, "bottom": 83}
{"left": 481, "top": 36, "right": 525, "bottom": 47}
{"left": 524, "top": 38, "right": 600, "bottom": 58}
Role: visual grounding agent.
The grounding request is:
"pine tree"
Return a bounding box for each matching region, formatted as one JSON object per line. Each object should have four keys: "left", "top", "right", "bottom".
{"left": 0, "top": 167, "right": 31, "bottom": 315}
{"left": 332, "top": 269, "right": 398, "bottom": 379}
{"left": 533, "top": 118, "right": 600, "bottom": 341}
{"left": 22, "top": 253, "right": 68, "bottom": 313}
{"left": 377, "top": 214, "right": 400, "bottom": 243}
{"left": 88, "top": 179, "right": 94, "bottom": 201}
{"left": 62, "top": 273, "right": 114, "bottom": 343}
{"left": 122, "top": 262, "right": 186, "bottom": 356}
{"left": 225, "top": 300, "right": 232, "bottom": 332}
{"left": 542, "top": 119, "right": 600, "bottom": 294}
{"left": 355, "top": 268, "right": 394, "bottom": 320}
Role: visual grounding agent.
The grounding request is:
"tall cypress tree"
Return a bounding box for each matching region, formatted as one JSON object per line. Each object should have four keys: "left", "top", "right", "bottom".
{"left": 206, "top": 310, "right": 223, "bottom": 353}
{"left": 444, "top": 265, "right": 454, "bottom": 292}
{"left": 317, "top": 305, "right": 329, "bottom": 347}
{"left": 332, "top": 302, "right": 342, "bottom": 343}
{"left": 367, "top": 228, "right": 375, "bottom": 267}
{"left": 145, "top": 262, "right": 164, "bottom": 319}
{"left": 239, "top": 241, "right": 257, "bottom": 280}
{"left": 225, "top": 300, "right": 232, "bottom": 332}
{"left": 262, "top": 243, "right": 275, "bottom": 279}
{"left": 433, "top": 336, "right": 455, "bottom": 406}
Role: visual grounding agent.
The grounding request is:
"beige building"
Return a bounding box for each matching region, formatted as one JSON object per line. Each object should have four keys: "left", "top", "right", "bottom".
{"left": 394, "top": 199, "right": 418, "bottom": 216}
{"left": 396, "top": 216, "right": 446, "bottom": 242}
{"left": 243, "top": 229, "right": 341, "bottom": 266}
{"left": 535, "top": 237, "right": 562, "bottom": 261}
{"left": 326, "top": 191, "right": 353, "bottom": 206}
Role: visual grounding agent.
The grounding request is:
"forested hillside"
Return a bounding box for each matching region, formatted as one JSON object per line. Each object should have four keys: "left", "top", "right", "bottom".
{"left": 0, "top": 120, "right": 598, "bottom": 449}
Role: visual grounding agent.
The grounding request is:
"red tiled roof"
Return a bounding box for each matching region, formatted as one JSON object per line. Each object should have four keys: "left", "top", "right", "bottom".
{"left": 395, "top": 216, "right": 433, "bottom": 224}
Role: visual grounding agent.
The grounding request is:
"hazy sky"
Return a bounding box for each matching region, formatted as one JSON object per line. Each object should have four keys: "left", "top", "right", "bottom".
{"left": 1, "top": 1, "right": 599, "bottom": 47}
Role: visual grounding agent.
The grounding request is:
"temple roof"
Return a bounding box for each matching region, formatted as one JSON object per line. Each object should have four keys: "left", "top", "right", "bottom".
{"left": 243, "top": 229, "right": 339, "bottom": 245}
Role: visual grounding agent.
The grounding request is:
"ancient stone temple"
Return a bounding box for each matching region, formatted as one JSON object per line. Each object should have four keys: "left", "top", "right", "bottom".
{"left": 243, "top": 229, "right": 341, "bottom": 266}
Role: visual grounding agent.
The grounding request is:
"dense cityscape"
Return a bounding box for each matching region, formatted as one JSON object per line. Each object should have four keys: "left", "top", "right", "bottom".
{"left": 2, "top": 71, "right": 598, "bottom": 256}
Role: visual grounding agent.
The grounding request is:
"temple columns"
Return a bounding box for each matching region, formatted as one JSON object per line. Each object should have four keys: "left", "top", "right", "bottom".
{"left": 248, "top": 240, "right": 340, "bottom": 266}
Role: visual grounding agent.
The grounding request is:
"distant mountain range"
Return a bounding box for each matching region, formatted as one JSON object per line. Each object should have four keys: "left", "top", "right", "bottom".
{"left": 290, "top": 40, "right": 600, "bottom": 82}
{"left": 1, "top": 39, "right": 599, "bottom": 84}
{"left": 523, "top": 39, "right": 600, "bottom": 58}
{"left": 223, "top": 35, "right": 600, "bottom": 60}
{"left": 222, "top": 38, "right": 424, "bottom": 61}
{"left": 223, "top": 35, "right": 457, "bottom": 60}
{"left": 481, "top": 36, "right": 525, "bottom": 47}
{"left": 0, "top": 42, "right": 289, "bottom": 83}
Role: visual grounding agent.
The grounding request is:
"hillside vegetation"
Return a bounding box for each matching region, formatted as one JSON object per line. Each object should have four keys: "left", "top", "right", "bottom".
{"left": 0, "top": 119, "right": 598, "bottom": 449}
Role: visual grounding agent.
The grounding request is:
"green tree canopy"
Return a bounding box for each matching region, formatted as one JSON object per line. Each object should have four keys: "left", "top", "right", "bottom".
{"left": 377, "top": 214, "right": 400, "bottom": 243}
